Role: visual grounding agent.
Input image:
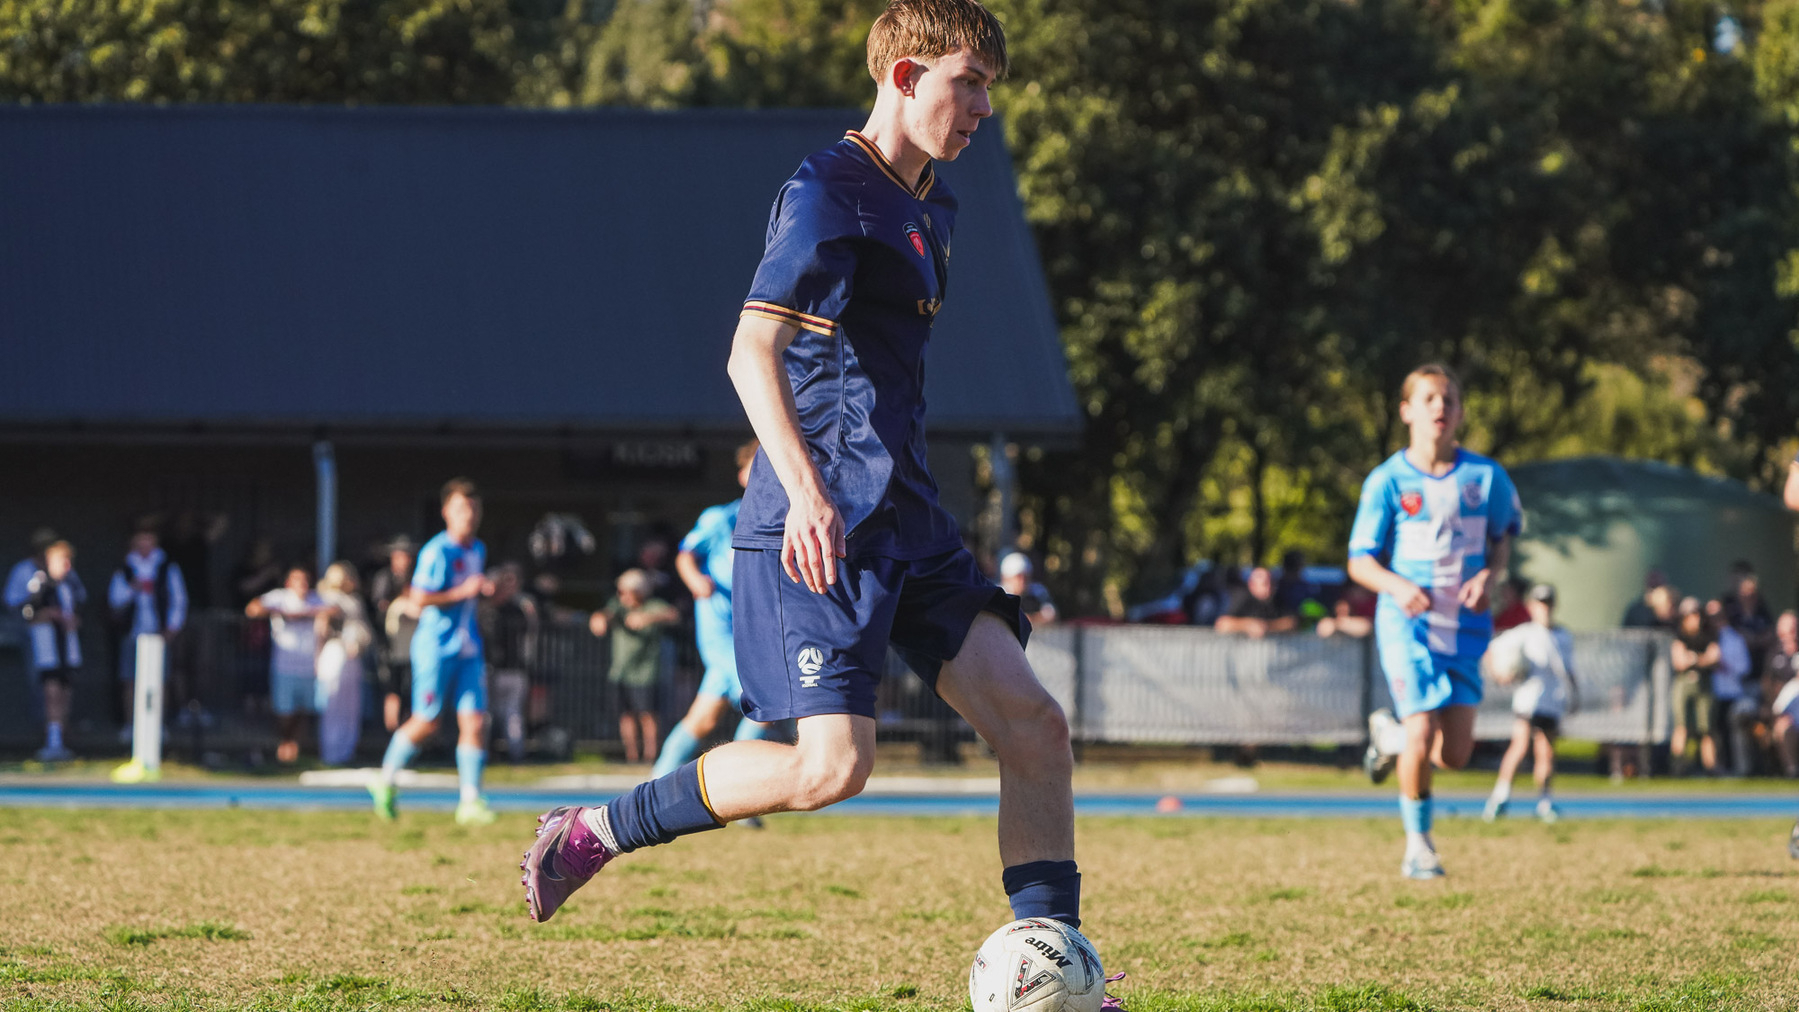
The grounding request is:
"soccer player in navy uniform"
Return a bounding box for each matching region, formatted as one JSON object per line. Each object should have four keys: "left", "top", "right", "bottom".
{"left": 1349, "top": 365, "right": 1521, "bottom": 879}
{"left": 370, "top": 478, "right": 497, "bottom": 826}
{"left": 522, "top": 0, "right": 1098, "bottom": 967}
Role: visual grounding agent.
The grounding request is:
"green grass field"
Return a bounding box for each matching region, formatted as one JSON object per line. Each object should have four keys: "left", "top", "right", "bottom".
{"left": 3, "top": 807, "right": 1798, "bottom": 1011}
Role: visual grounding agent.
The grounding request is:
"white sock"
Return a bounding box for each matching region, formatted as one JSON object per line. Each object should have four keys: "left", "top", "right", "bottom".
{"left": 1490, "top": 780, "right": 1512, "bottom": 803}
{"left": 46, "top": 723, "right": 62, "bottom": 749}
{"left": 1405, "top": 831, "right": 1434, "bottom": 853}
{"left": 460, "top": 783, "right": 479, "bottom": 803}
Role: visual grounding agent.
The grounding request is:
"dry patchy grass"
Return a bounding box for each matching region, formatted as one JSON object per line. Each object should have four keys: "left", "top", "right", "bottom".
{"left": 0, "top": 808, "right": 1796, "bottom": 1010}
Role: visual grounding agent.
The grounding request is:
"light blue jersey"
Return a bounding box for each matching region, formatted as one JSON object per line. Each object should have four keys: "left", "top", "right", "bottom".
{"left": 1349, "top": 448, "right": 1521, "bottom": 715}
{"left": 412, "top": 532, "right": 486, "bottom": 662}
{"left": 680, "top": 500, "right": 740, "bottom": 681}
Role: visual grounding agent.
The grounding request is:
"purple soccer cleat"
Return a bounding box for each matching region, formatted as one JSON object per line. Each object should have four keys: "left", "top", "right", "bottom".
{"left": 520, "top": 805, "right": 615, "bottom": 922}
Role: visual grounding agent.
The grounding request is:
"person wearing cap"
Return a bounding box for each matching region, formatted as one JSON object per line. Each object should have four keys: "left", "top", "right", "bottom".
{"left": 1669, "top": 596, "right": 1720, "bottom": 775}
{"left": 1481, "top": 583, "right": 1579, "bottom": 823}
{"left": 998, "top": 552, "right": 1057, "bottom": 627}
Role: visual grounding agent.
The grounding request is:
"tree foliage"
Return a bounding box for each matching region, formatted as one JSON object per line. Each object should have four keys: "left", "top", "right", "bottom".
{"left": 8, "top": 0, "right": 1799, "bottom": 614}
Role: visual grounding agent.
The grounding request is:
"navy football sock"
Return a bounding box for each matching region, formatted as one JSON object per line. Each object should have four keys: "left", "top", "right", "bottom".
{"left": 1003, "top": 859, "right": 1081, "bottom": 928}
{"left": 601, "top": 760, "right": 723, "bottom": 853}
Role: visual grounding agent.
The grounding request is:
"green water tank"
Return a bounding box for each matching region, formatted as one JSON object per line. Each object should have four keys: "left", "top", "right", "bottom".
{"left": 1509, "top": 456, "right": 1795, "bottom": 631}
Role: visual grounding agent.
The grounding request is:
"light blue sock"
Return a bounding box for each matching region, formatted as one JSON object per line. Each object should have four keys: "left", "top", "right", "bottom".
{"left": 733, "top": 717, "right": 770, "bottom": 742}
{"left": 654, "top": 723, "right": 701, "bottom": 778}
{"left": 1400, "top": 794, "right": 1432, "bottom": 836}
{"left": 381, "top": 733, "right": 419, "bottom": 786}
{"left": 456, "top": 744, "right": 485, "bottom": 803}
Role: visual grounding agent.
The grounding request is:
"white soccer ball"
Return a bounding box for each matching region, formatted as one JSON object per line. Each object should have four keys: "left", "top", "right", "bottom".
{"left": 969, "top": 918, "right": 1105, "bottom": 1012}
{"left": 1485, "top": 635, "right": 1531, "bottom": 686}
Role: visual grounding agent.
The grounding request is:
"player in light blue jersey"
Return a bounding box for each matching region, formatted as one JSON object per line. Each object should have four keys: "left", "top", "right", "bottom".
{"left": 368, "top": 478, "right": 497, "bottom": 826}
{"left": 1347, "top": 365, "right": 1521, "bottom": 879}
{"left": 652, "top": 441, "right": 771, "bottom": 786}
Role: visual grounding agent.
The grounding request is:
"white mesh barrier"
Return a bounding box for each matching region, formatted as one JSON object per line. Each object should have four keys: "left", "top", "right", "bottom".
{"left": 1026, "top": 625, "right": 1670, "bottom": 746}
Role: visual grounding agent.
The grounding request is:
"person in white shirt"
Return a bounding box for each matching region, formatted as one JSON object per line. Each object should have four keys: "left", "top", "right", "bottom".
{"left": 107, "top": 526, "right": 188, "bottom": 742}
{"left": 1482, "top": 583, "right": 1579, "bottom": 824}
{"left": 245, "top": 565, "right": 327, "bottom": 763}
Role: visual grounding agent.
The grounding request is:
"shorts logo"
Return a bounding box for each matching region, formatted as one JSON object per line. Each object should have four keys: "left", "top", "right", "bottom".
{"left": 1461, "top": 480, "right": 1485, "bottom": 509}
{"left": 1400, "top": 491, "right": 1423, "bottom": 516}
{"left": 904, "top": 222, "right": 926, "bottom": 257}
{"left": 796, "top": 646, "right": 825, "bottom": 687}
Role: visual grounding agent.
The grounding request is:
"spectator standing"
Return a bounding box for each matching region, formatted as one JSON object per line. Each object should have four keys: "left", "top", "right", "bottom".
{"left": 589, "top": 569, "right": 677, "bottom": 764}
{"left": 1274, "top": 549, "right": 1320, "bottom": 617}
{"left": 367, "top": 537, "right": 417, "bottom": 732}
{"left": 1722, "top": 561, "right": 1775, "bottom": 676}
{"left": 1623, "top": 571, "right": 1675, "bottom": 629}
{"left": 998, "top": 552, "right": 1057, "bottom": 627}
{"left": 107, "top": 524, "right": 188, "bottom": 742}
{"left": 482, "top": 563, "right": 538, "bottom": 763}
{"left": 1482, "top": 584, "right": 1579, "bottom": 824}
{"left": 1214, "top": 566, "right": 1297, "bottom": 638}
{"left": 166, "top": 509, "right": 228, "bottom": 610}
{"left": 246, "top": 565, "right": 324, "bottom": 764}
{"left": 1709, "top": 598, "right": 1757, "bottom": 776}
{"left": 1493, "top": 576, "right": 1531, "bottom": 632}
{"left": 315, "top": 562, "right": 372, "bottom": 766}
{"left": 1182, "top": 566, "right": 1228, "bottom": 627}
{"left": 1668, "top": 597, "right": 1719, "bottom": 775}
{"left": 9, "top": 539, "right": 85, "bottom": 761}
{"left": 1763, "top": 611, "right": 1799, "bottom": 777}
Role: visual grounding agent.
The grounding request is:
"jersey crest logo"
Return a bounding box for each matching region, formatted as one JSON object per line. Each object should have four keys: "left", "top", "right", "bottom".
{"left": 904, "top": 222, "right": 926, "bottom": 257}
{"left": 1461, "top": 481, "right": 1485, "bottom": 509}
{"left": 1399, "top": 491, "right": 1423, "bottom": 517}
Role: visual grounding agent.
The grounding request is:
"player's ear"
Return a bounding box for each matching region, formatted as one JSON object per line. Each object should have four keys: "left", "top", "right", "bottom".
{"left": 890, "top": 57, "right": 926, "bottom": 97}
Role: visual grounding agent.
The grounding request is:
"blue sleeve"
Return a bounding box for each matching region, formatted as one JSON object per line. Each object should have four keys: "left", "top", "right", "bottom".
{"left": 1488, "top": 465, "right": 1522, "bottom": 540}
{"left": 412, "top": 541, "right": 448, "bottom": 593}
{"left": 741, "top": 179, "right": 858, "bottom": 336}
{"left": 1347, "top": 468, "right": 1395, "bottom": 560}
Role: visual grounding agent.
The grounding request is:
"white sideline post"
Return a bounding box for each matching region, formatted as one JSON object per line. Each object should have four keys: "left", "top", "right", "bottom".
{"left": 132, "top": 633, "right": 165, "bottom": 775}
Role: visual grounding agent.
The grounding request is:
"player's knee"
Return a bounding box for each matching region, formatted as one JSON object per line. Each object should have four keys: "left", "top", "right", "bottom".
{"left": 992, "top": 692, "right": 1071, "bottom": 767}
{"left": 1439, "top": 741, "right": 1474, "bottom": 770}
{"left": 792, "top": 750, "right": 873, "bottom": 810}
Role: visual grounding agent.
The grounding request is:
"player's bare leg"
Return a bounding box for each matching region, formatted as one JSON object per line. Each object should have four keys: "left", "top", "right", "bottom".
{"left": 1399, "top": 705, "right": 1473, "bottom": 878}
{"left": 698, "top": 713, "right": 875, "bottom": 818}
{"left": 1532, "top": 727, "right": 1560, "bottom": 822}
{"left": 935, "top": 613, "right": 1075, "bottom": 865}
{"left": 1484, "top": 718, "right": 1532, "bottom": 821}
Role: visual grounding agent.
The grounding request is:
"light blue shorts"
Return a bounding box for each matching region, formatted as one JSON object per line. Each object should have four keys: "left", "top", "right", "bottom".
{"left": 1376, "top": 613, "right": 1484, "bottom": 719}
{"left": 271, "top": 672, "right": 318, "bottom": 716}
{"left": 411, "top": 651, "right": 486, "bottom": 723}
{"left": 695, "top": 633, "right": 744, "bottom": 707}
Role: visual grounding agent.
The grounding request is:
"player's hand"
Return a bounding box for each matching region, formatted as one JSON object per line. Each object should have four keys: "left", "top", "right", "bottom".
{"left": 1393, "top": 580, "right": 1431, "bottom": 618}
{"left": 782, "top": 491, "right": 845, "bottom": 594}
{"left": 454, "top": 575, "right": 487, "bottom": 601}
{"left": 687, "top": 576, "right": 716, "bottom": 600}
{"left": 1459, "top": 568, "right": 1492, "bottom": 613}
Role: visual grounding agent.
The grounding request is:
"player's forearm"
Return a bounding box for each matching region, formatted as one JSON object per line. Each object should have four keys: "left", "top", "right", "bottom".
{"left": 1347, "top": 556, "right": 1410, "bottom": 597}
{"left": 1485, "top": 537, "right": 1512, "bottom": 579}
{"left": 727, "top": 317, "right": 829, "bottom": 505}
{"left": 408, "top": 587, "right": 464, "bottom": 609}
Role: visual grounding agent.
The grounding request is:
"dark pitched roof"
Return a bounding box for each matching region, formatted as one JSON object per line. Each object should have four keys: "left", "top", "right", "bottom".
{"left": 0, "top": 104, "right": 1078, "bottom": 437}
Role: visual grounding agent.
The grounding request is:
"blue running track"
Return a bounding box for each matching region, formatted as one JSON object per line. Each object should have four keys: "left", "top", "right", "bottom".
{"left": 0, "top": 781, "right": 1795, "bottom": 819}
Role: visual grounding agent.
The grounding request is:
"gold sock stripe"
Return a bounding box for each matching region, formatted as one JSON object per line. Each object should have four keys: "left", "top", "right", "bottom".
{"left": 695, "top": 752, "right": 723, "bottom": 825}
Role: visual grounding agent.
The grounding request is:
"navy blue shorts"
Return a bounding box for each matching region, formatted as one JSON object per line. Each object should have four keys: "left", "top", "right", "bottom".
{"left": 732, "top": 547, "right": 1029, "bottom": 722}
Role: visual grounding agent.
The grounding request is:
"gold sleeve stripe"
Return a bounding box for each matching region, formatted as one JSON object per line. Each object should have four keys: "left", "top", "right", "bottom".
{"left": 741, "top": 302, "right": 835, "bottom": 336}
{"left": 695, "top": 751, "right": 723, "bottom": 825}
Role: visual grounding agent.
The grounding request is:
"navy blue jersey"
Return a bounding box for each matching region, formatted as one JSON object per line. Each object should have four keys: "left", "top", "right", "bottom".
{"left": 734, "top": 131, "right": 962, "bottom": 560}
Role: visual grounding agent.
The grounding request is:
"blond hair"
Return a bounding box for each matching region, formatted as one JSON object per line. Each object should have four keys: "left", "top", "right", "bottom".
{"left": 1401, "top": 363, "right": 1461, "bottom": 402}
{"left": 319, "top": 561, "right": 359, "bottom": 595}
{"left": 866, "top": 0, "right": 1008, "bottom": 84}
